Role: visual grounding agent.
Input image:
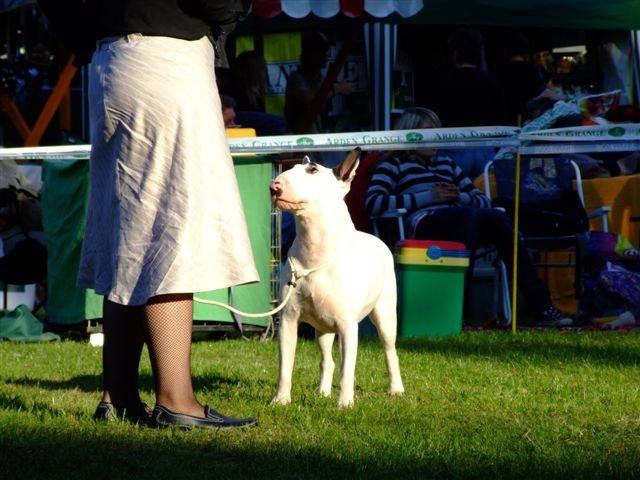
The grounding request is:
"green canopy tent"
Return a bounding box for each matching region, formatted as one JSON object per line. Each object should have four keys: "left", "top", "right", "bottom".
{"left": 249, "top": 0, "right": 640, "bottom": 30}
{"left": 396, "top": 0, "right": 640, "bottom": 30}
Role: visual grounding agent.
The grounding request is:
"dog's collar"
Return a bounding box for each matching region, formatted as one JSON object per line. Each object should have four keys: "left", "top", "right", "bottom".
{"left": 287, "top": 255, "right": 335, "bottom": 283}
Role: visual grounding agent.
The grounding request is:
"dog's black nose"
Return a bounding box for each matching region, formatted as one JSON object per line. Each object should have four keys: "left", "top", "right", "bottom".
{"left": 270, "top": 181, "right": 281, "bottom": 197}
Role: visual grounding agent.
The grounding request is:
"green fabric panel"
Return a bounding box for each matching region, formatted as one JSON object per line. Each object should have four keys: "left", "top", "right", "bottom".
{"left": 193, "top": 156, "right": 272, "bottom": 327}
{"left": 0, "top": 305, "right": 60, "bottom": 342}
{"left": 41, "top": 160, "right": 102, "bottom": 325}
{"left": 42, "top": 157, "right": 272, "bottom": 327}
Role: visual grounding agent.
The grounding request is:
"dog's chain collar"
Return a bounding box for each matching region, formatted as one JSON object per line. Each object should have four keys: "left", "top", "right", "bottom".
{"left": 286, "top": 256, "right": 335, "bottom": 288}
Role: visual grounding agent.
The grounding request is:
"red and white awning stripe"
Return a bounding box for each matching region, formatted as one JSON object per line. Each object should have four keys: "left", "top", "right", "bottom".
{"left": 252, "top": 0, "right": 423, "bottom": 19}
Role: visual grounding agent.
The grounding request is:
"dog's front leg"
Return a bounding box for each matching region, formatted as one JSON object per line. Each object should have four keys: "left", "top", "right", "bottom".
{"left": 337, "top": 321, "right": 359, "bottom": 408}
{"left": 316, "top": 331, "right": 335, "bottom": 397}
{"left": 272, "top": 315, "right": 299, "bottom": 405}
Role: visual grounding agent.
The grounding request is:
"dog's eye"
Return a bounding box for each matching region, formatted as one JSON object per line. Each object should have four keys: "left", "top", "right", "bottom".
{"left": 307, "top": 165, "right": 319, "bottom": 174}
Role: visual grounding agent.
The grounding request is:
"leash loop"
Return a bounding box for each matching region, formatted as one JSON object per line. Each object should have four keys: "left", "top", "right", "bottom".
{"left": 192, "top": 255, "right": 334, "bottom": 318}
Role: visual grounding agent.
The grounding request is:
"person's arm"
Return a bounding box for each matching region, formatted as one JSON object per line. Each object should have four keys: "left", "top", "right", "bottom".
{"left": 445, "top": 157, "right": 492, "bottom": 208}
{"left": 289, "top": 75, "right": 352, "bottom": 105}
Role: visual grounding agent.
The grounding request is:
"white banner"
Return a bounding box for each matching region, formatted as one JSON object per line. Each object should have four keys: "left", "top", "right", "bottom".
{"left": 519, "top": 123, "right": 640, "bottom": 141}
{"left": 227, "top": 126, "right": 519, "bottom": 153}
{"left": 4, "top": 124, "right": 640, "bottom": 160}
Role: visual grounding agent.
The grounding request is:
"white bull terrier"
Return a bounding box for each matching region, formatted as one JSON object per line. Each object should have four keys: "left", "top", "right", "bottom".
{"left": 269, "top": 147, "right": 404, "bottom": 408}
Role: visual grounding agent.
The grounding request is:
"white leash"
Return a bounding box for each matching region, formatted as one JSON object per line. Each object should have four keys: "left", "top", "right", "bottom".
{"left": 192, "top": 256, "right": 333, "bottom": 318}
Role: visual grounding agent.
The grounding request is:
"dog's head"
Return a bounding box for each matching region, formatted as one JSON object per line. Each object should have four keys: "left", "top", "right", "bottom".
{"left": 270, "top": 148, "right": 361, "bottom": 213}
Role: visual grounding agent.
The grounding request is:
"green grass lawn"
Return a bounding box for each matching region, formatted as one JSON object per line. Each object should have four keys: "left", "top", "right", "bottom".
{"left": 1, "top": 331, "right": 639, "bottom": 479}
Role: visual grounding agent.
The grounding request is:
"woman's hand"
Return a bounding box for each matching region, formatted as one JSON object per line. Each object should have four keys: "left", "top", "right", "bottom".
{"left": 431, "top": 182, "right": 460, "bottom": 203}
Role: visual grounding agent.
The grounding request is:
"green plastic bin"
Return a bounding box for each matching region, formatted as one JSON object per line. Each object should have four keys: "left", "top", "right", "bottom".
{"left": 395, "top": 240, "right": 469, "bottom": 337}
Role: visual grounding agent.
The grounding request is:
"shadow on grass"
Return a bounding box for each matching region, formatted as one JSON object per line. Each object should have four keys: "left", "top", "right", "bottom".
{"left": 393, "top": 331, "right": 640, "bottom": 367}
{"left": 0, "top": 420, "right": 635, "bottom": 480}
{"left": 5, "top": 372, "right": 247, "bottom": 395}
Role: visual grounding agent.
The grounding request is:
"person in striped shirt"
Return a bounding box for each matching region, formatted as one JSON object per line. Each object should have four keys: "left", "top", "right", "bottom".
{"left": 365, "top": 107, "right": 572, "bottom": 327}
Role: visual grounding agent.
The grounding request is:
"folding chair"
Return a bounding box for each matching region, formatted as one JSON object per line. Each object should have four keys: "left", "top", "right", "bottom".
{"left": 483, "top": 155, "right": 611, "bottom": 299}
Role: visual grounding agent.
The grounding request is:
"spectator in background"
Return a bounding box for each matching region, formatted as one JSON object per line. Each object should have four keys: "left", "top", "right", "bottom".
{"left": 523, "top": 92, "right": 639, "bottom": 178}
{"left": 419, "top": 28, "right": 507, "bottom": 128}
{"left": 220, "top": 94, "right": 238, "bottom": 128}
{"left": 419, "top": 28, "right": 507, "bottom": 179}
{"left": 228, "top": 50, "right": 267, "bottom": 112}
{"left": 366, "top": 107, "right": 574, "bottom": 327}
{"left": 495, "top": 31, "right": 547, "bottom": 126}
{"left": 284, "top": 30, "right": 352, "bottom": 135}
{"left": 223, "top": 50, "right": 285, "bottom": 135}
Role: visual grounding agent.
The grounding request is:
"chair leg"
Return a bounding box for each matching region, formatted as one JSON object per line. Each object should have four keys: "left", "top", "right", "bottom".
{"left": 498, "top": 261, "right": 512, "bottom": 325}
{"left": 496, "top": 260, "right": 512, "bottom": 325}
{"left": 491, "top": 267, "right": 500, "bottom": 318}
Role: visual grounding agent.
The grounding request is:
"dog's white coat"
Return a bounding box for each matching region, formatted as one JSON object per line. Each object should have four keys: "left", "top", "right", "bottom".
{"left": 270, "top": 148, "right": 404, "bottom": 407}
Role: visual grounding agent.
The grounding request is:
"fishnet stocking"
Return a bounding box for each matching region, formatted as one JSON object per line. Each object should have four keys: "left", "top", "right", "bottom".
{"left": 143, "top": 293, "right": 205, "bottom": 417}
{"left": 101, "top": 299, "right": 144, "bottom": 407}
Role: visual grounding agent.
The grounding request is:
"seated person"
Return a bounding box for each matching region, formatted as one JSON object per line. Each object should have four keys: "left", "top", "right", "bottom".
{"left": 439, "top": 147, "right": 495, "bottom": 180}
{"left": 365, "top": 107, "right": 572, "bottom": 326}
{"left": 220, "top": 93, "right": 284, "bottom": 136}
{"left": 521, "top": 92, "right": 638, "bottom": 178}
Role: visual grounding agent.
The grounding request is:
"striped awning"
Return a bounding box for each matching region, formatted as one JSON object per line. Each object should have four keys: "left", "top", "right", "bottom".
{"left": 252, "top": 0, "right": 423, "bottom": 19}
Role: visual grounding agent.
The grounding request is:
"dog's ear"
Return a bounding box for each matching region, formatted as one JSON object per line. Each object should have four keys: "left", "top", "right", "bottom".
{"left": 333, "top": 147, "right": 361, "bottom": 183}
{"left": 301, "top": 156, "right": 311, "bottom": 165}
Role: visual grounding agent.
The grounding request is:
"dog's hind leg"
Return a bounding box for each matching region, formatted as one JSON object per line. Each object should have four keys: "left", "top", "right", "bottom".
{"left": 337, "top": 321, "right": 359, "bottom": 408}
{"left": 316, "top": 331, "right": 335, "bottom": 397}
{"left": 272, "top": 315, "right": 299, "bottom": 405}
{"left": 370, "top": 305, "right": 405, "bottom": 397}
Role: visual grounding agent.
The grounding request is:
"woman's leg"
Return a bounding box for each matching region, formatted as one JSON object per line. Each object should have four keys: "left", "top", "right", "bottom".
{"left": 474, "top": 209, "right": 554, "bottom": 315}
{"left": 142, "top": 293, "right": 204, "bottom": 418}
{"left": 100, "top": 299, "right": 145, "bottom": 408}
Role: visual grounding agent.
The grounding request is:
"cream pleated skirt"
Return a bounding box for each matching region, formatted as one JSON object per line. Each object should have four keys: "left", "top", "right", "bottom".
{"left": 78, "top": 34, "right": 259, "bottom": 306}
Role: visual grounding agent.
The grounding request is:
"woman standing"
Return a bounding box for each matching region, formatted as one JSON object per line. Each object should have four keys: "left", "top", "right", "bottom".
{"left": 39, "top": 0, "right": 258, "bottom": 429}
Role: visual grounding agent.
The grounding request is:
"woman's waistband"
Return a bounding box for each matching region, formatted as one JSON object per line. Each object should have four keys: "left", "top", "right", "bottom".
{"left": 96, "top": 34, "right": 142, "bottom": 51}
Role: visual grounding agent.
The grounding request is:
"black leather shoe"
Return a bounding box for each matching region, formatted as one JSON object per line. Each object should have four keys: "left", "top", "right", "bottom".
{"left": 151, "top": 405, "right": 257, "bottom": 430}
{"left": 93, "top": 401, "right": 153, "bottom": 425}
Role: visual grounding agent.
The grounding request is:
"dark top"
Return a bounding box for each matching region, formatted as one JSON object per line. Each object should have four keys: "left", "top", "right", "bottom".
{"left": 94, "top": 2, "right": 205, "bottom": 39}
{"left": 38, "top": 0, "right": 249, "bottom": 66}
{"left": 418, "top": 67, "right": 508, "bottom": 128}
{"left": 496, "top": 60, "right": 546, "bottom": 126}
{"left": 226, "top": 85, "right": 266, "bottom": 112}
{"left": 284, "top": 68, "right": 324, "bottom": 134}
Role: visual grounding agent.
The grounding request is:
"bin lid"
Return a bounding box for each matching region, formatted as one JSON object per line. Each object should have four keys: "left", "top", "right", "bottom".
{"left": 395, "top": 240, "right": 469, "bottom": 267}
{"left": 396, "top": 240, "right": 466, "bottom": 250}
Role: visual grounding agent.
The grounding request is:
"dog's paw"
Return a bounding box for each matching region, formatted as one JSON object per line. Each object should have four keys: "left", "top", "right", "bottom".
{"left": 389, "top": 378, "right": 405, "bottom": 396}
{"left": 318, "top": 387, "right": 332, "bottom": 398}
{"left": 337, "top": 397, "right": 354, "bottom": 409}
{"left": 270, "top": 395, "right": 292, "bottom": 406}
{"left": 389, "top": 388, "right": 405, "bottom": 397}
